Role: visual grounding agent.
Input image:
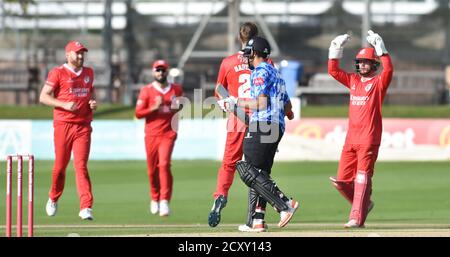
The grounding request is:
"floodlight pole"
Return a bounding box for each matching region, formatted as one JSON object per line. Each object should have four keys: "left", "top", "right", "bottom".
{"left": 362, "top": 0, "right": 372, "bottom": 47}
{"left": 103, "top": 0, "right": 113, "bottom": 103}
{"left": 227, "top": 0, "right": 240, "bottom": 55}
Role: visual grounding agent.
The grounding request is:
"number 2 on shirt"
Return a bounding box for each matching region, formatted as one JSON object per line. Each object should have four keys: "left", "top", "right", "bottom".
{"left": 238, "top": 73, "right": 251, "bottom": 98}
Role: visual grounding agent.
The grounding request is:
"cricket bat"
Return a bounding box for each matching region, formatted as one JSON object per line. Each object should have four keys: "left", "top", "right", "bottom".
{"left": 216, "top": 84, "right": 249, "bottom": 125}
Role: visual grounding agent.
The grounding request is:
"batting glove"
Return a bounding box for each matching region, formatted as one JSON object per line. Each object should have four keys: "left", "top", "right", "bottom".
{"left": 367, "top": 30, "right": 388, "bottom": 56}
{"left": 329, "top": 34, "right": 350, "bottom": 59}
{"left": 217, "top": 96, "right": 237, "bottom": 112}
{"left": 217, "top": 99, "right": 227, "bottom": 112}
{"left": 223, "top": 96, "right": 237, "bottom": 111}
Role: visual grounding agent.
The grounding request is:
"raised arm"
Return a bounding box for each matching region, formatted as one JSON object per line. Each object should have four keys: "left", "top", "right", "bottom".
{"left": 328, "top": 34, "right": 352, "bottom": 88}
{"left": 366, "top": 30, "right": 393, "bottom": 89}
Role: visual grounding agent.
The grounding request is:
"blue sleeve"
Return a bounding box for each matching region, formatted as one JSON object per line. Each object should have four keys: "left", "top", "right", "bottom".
{"left": 283, "top": 92, "right": 290, "bottom": 105}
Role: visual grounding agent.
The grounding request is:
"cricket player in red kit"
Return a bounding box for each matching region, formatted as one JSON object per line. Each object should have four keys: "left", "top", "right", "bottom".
{"left": 328, "top": 30, "right": 393, "bottom": 228}
{"left": 135, "top": 60, "right": 183, "bottom": 217}
{"left": 208, "top": 22, "right": 260, "bottom": 227}
{"left": 40, "top": 41, "right": 97, "bottom": 220}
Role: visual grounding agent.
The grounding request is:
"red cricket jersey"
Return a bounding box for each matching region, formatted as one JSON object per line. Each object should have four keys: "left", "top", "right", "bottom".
{"left": 216, "top": 52, "right": 274, "bottom": 118}
{"left": 135, "top": 82, "right": 183, "bottom": 136}
{"left": 328, "top": 55, "right": 394, "bottom": 145}
{"left": 216, "top": 51, "right": 252, "bottom": 99}
{"left": 45, "top": 64, "right": 95, "bottom": 123}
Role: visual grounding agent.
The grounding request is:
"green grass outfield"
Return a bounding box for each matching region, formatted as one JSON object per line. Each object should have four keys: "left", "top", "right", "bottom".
{"left": 1, "top": 104, "right": 450, "bottom": 119}
{"left": 0, "top": 160, "right": 449, "bottom": 236}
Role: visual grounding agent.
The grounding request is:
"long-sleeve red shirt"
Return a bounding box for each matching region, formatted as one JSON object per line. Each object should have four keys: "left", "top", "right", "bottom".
{"left": 328, "top": 55, "right": 394, "bottom": 145}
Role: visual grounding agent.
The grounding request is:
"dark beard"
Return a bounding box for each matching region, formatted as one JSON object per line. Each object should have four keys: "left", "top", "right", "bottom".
{"left": 69, "top": 59, "right": 83, "bottom": 69}
{"left": 156, "top": 77, "right": 167, "bottom": 83}
{"left": 359, "top": 69, "right": 374, "bottom": 77}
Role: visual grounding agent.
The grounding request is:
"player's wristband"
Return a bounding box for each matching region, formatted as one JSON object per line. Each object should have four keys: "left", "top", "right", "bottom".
{"left": 286, "top": 110, "right": 294, "bottom": 120}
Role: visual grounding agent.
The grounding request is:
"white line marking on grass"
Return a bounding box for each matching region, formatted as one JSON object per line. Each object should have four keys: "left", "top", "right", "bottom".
{"left": 1, "top": 222, "right": 449, "bottom": 229}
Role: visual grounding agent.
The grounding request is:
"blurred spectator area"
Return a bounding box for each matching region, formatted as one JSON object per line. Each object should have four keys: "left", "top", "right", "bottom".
{"left": 297, "top": 71, "right": 447, "bottom": 105}
{"left": 0, "top": 62, "right": 39, "bottom": 105}
{"left": 0, "top": 0, "right": 449, "bottom": 105}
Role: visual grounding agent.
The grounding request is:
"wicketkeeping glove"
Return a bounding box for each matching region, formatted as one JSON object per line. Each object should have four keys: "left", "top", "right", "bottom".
{"left": 329, "top": 34, "right": 351, "bottom": 59}
{"left": 366, "top": 30, "right": 388, "bottom": 56}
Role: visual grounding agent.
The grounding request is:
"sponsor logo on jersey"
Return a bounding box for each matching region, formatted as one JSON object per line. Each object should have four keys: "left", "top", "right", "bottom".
{"left": 69, "top": 87, "right": 90, "bottom": 97}
{"left": 253, "top": 77, "right": 264, "bottom": 86}
{"left": 350, "top": 95, "right": 369, "bottom": 106}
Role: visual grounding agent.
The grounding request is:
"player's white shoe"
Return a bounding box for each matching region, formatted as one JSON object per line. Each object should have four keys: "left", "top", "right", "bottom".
{"left": 278, "top": 198, "right": 299, "bottom": 228}
{"left": 344, "top": 219, "right": 365, "bottom": 228}
{"left": 150, "top": 200, "right": 159, "bottom": 215}
{"left": 238, "top": 221, "right": 268, "bottom": 233}
{"left": 79, "top": 208, "right": 94, "bottom": 220}
{"left": 344, "top": 202, "right": 374, "bottom": 228}
{"left": 159, "top": 200, "right": 170, "bottom": 217}
{"left": 46, "top": 198, "right": 57, "bottom": 216}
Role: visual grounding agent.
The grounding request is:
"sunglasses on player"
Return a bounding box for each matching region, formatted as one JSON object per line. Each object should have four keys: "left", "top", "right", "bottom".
{"left": 154, "top": 68, "right": 167, "bottom": 73}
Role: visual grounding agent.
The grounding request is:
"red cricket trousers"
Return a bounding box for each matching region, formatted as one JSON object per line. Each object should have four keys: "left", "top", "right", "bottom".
{"left": 337, "top": 144, "right": 380, "bottom": 225}
{"left": 49, "top": 121, "right": 93, "bottom": 210}
{"left": 145, "top": 133, "right": 177, "bottom": 202}
{"left": 213, "top": 115, "right": 246, "bottom": 198}
{"left": 337, "top": 144, "right": 379, "bottom": 182}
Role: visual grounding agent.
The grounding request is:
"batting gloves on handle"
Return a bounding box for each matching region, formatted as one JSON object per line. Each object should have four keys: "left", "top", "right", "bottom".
{"left": 367, "top": 30, "right": 388, "bottom": 56}
{"left": 217, "top": 96, "right": 237, "bottom": 112}
{"left": 328, "top": 34, "right": 351, "bottom": 59}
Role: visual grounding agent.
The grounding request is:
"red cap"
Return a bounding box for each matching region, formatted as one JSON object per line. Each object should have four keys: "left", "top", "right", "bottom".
{"left": 152, "top": 60, "right": 169, "bottom": 70}
{"left": 65, "top": 41, "right": 88, "bottom": 53}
